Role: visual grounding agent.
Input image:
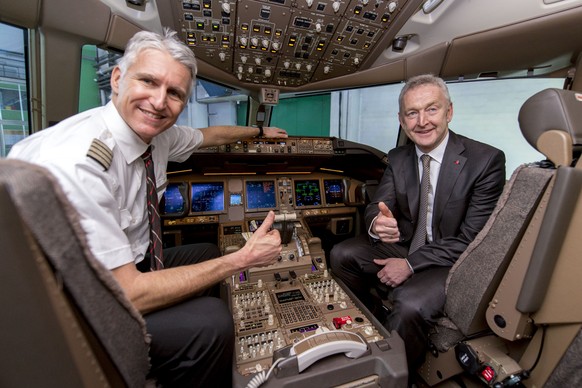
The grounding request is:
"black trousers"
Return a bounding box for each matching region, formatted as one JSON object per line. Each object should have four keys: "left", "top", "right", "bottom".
{"left": 139, "top": 243, "right": 234, "bottom": 388}
{"left": 330, "top": 235, "right": 449, "bottom": 371}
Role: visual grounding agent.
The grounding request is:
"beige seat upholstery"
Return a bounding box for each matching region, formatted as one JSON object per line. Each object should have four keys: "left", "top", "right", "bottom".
{"left": 418, "top": 88, "right": 582, "bottom": 386}
{"left": 0, "top": 159, "right": 150, "bottom": 387}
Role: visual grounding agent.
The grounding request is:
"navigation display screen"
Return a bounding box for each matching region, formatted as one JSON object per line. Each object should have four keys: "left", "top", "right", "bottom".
{"left": 294, "top": 179, "right": 321, "bottom": 207}
{"left": 190, "top": 181, "right": 225, "bottom": 213}
{"left": 245, "top": 180, "right": 277, "bottom": 210}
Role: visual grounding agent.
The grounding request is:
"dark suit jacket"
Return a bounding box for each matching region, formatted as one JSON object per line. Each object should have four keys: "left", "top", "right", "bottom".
{"left": 365, "top": 130, "right": 506, "bottom": 272}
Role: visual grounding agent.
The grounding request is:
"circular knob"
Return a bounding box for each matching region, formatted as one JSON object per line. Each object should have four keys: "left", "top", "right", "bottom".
{"left": 283, "top": 61, "right": 290, "bottom": 69}
{"left": 240, "top": 37, "right": 248, "bottom": 46}
{"left": 241, "top": 55, "right": 247, "bottom": 63}
{"left": 306, "top": 0, "right": 314, "bottom": 7}
{"left": 315, "top": 23, "right": 322, "bottom": 33}
{"left": 332, "top": 1, "right": 341, "bottom": 12}
{"left": 251, "top": 37, "right": 259, "bottom": 46}
{"left": 306, "top": 64, "right": 312, "bottom": 71}
{"left": 295, "top": 63, "right": 301, "bottom": 70}
{"left": 272, "top": 41, "right": 281, "bottom": 51}
{"left": 354, "top": 57, "right": 360, "bottom": 65}
{"left": 237, "top": 65, "right": 244, "bottom": 73}
{"left": 248, "top": 66, "right": 254, "bottom": 74}
{"left": 262, "top": 39, "right": 270, "bottom": 48}
{"left": 218, "top": 52, "right": 226, "bottom": 61}
{"left": 323, "top": 65, "right": 330, "bottom": 74}
{"left": 221, "top": 1, "right": 231, "bottom": 14}
{"left": 255, "top": 57, "right": 261, "bottom": 65}
{"left": 265, "top": 68, "right": 272, "bottom": 77}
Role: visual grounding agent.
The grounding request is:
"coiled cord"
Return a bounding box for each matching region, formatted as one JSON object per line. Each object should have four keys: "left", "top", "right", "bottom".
{"left": 245, "top": 357, "right": 286, "bottom": 388}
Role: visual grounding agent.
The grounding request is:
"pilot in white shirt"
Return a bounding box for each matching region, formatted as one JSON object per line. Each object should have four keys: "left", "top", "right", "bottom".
{"left": 9, "top": 101, "right": 203, "bottom": 270}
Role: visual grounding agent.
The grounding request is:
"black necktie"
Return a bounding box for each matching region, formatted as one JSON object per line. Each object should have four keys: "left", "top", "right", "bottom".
{"left": 409, "top": 154, "right": 431, "bottom": 254}
{"left": 141, "top": 147, "right": 164, "bottom": 271}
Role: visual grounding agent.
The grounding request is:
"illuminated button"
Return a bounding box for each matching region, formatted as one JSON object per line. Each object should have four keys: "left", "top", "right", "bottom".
{"left": 381, "top": 13, "right": 390, "bottom": 22}
{"left": 196, "top": 21, "right": 205, "bottom": 29}
{"left": 241, "top": 23, "right": 249, "bottom": 31}
{"left": 354, "top": 5, "right": 362, "bottom": 14}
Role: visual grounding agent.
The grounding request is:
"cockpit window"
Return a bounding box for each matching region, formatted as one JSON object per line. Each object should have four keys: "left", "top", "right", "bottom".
{"left": 78, "top": 43, "right": 564, "bottom": 176}
{"left": 0, "top": 22, "right": 29, "bottom": 157}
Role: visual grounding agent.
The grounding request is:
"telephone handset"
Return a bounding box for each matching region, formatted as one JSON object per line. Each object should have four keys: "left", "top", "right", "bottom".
{"left": 289, "top": 330, "right": 369, "bottom": 372}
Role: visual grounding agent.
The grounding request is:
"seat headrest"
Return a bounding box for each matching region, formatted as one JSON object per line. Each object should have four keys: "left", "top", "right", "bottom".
{"left": 519, "top": 88, "right": 582, "bottom": 150}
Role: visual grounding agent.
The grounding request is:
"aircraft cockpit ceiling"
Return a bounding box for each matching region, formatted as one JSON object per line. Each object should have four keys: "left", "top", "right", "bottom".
{"left": 1, "top": 0, "right": 582, "bottom": 95}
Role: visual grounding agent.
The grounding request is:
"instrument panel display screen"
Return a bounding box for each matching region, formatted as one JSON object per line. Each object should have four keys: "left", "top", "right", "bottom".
{"left": 323, "top": 179, "right": 345, "bottom": 205}
{"left": 294, "top": 179, "right": 322, "bottom": 207}
{"left": 190, "top": 181, "right": 225, "bottom": 213}
{"left": 245, "top": 180, "right": 277, "bottom": 211}
{"left": 161, "top": 182, "right": 187, "bottom": 217}
{"left": 275, "top": 289, "right": 305, "bottom": 304}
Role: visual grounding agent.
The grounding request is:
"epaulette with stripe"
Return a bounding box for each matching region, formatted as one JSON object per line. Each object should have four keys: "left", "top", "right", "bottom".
{"left": 86, "top": 138, "right": 113, "bottom": 170}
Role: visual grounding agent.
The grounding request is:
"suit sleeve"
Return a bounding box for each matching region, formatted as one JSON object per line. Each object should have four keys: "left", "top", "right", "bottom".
{"left": 408, "top": 149, "right": 506, "bottom": 272}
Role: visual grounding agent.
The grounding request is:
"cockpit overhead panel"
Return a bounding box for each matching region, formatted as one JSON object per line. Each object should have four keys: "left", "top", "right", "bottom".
{"left": 169, "top": 0, "right": 424, "bottom": 88}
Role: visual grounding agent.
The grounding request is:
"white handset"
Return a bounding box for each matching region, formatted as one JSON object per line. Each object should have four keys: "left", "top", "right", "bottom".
{"left": 289, "top": 330, "right": 368, "bottom": 372}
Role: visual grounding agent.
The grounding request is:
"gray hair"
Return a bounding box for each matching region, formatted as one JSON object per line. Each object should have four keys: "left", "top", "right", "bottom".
{"left": 398, "top": 74, "right": 451, "bottom": 113}
{"left": 117, "top": 28, "right": 197, "bottom": 96}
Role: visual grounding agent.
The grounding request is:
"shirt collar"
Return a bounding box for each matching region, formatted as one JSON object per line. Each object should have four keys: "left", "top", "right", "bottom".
{"left": 415, "top": 131, "right": 449, "bottom": 165}
{"left": 102, "top": 101, "right": 150, "bottom": 164}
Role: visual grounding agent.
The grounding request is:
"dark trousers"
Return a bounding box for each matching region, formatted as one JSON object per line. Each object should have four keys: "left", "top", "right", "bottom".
{"left": 330, "top": 235, "right": 449, "bottom": 371}
{"left": 139, "top": 243, "right": 234, "bottom": 388}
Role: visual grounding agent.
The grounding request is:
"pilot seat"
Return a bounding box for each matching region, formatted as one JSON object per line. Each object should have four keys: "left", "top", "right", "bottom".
{"left": 416, "top": 88, "right": 582, "bottom": 387}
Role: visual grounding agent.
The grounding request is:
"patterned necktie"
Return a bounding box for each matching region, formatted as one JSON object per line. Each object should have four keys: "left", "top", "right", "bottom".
{"left": 409, "top": 154, "right": 431, "bottom": 254}
{"left": 141, "top": 147, "right": 164, "bottom": 271}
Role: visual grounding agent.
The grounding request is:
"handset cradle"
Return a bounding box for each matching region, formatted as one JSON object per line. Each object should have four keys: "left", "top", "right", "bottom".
{"left": 276, "top": 330, "right": 370, "bottom": 375}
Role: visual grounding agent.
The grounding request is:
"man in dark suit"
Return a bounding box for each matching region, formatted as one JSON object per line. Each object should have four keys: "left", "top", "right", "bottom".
{"left": 330, "top": 74, "right": 506, "bottom": 371}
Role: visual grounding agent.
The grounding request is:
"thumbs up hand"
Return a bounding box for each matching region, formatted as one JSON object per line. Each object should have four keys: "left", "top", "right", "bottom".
{"left": 241, "top": 211, "right": 282, "bottom": 267}
{"left": 378, "top": 201, "right": 393, "bottom": 218}
{"left": 373, "top": 202, "right": 400, "bottom": 243}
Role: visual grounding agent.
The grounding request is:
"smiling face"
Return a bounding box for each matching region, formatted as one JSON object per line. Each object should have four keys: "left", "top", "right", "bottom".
{"left": 399, "top": 83, "right": 453, "bottom": 153}
{"left": 111, "top": 48, "right": 192, "bottom": 144}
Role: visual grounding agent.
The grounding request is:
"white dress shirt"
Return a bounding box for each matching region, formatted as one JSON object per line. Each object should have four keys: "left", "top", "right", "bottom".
{"left": 8, "top": 101, "right": 203, "bottom": 269}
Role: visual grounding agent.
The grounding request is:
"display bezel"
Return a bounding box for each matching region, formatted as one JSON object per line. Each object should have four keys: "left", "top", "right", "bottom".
{"left": 322, "top": 178, "right": 348, "bottom": 207}
{"left": 189, "top": 180, "right": 227, "bottom": 215}
{"left": 244, "top": 178, "right": 279, "bottom": 212}
{"left": 160, "top": 181, "right": 189, "bottom": 218}
{"left": 293, "top": 178, "right": 323, "bottom": 209}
